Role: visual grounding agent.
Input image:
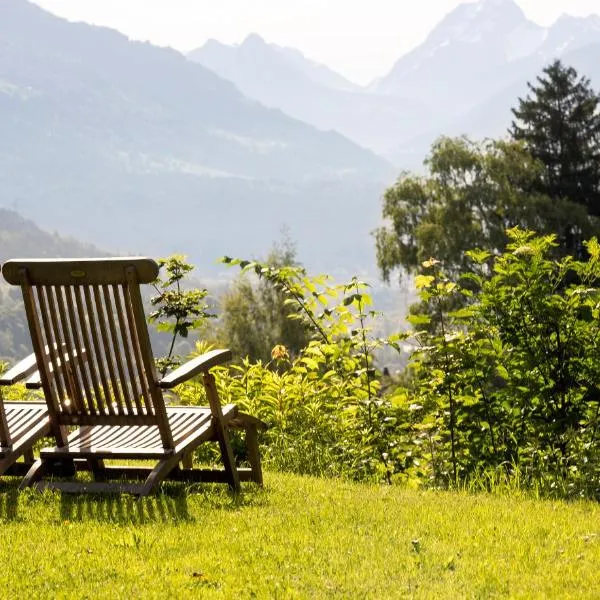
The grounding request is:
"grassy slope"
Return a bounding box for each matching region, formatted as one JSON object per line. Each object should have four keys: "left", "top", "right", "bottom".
{"left": 0, "top": 472, "right": 598, "bottom": 598}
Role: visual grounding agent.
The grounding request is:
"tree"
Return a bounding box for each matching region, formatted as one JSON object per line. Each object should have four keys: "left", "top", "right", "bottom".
{"left": 216, "top": 237, "right": 311, "bottom": 364}
{"left": 374, "top": 136, "right": 595, "bottom": 281}
{"left": 510, "top": 60, "right": 600, "bottom": 251}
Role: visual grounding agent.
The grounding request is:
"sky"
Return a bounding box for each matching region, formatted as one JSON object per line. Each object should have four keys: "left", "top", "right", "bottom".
{"left": 32, "top": 0, "right": 600, "bottom": 85}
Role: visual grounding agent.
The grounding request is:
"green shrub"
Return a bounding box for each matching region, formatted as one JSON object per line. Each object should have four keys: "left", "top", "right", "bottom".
{"left": 403, "top": 229, "right": 600, "bottom": 498}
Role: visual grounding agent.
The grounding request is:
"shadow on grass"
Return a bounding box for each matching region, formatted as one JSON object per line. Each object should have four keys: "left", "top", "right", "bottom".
{"left": 0, "top": 483, "right": 19, "bottom": 521}
{"left": 59, "top": 486, "right": 193, "bottom": 523}
{"left": 0, "top": 478, "right": 267, "bottom": 524}
{"left": 58, "top": 482, "right": 268, "bottom": 523}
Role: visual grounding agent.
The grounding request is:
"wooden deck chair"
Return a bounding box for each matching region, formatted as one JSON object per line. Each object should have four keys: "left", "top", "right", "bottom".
{"left": 1, "top": 258, "right": 266, "bottom": 496}
{"left": 0, "top": 354, "right": 50, "bottom": 477}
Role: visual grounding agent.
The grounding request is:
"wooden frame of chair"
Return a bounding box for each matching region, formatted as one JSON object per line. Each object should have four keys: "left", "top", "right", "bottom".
{"left": 1, "top": 257, "right": 266, "bottom": 496}
{"left": 0, "top": 344, "right": 94, "bottom": 477}
{"left": 0, "top": 353, "right": 50, "bottom": 477}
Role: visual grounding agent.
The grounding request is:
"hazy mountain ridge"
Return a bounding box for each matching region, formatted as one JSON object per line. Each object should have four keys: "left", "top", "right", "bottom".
{"left": 0, "top": 0, "right": 394, "bottom": 276}
{"left": 2, "top": 0, "right": 599, "bottom": 276}
{"left": 374, "top": 0, "right": 600, "bottom": 165}
{"left": 188, "top": 34, "right": 431, "bottom": 154}
{"left": 387, "top": 41, "right": 600, "bottom": 168}
{"left": 0, "top": 208, "right": 105, "bottom": 262}
{"left": 189, "top": 0, "right": 600, "bottom": 168}
{"left": 374, "top": 0, "right": 600, "bottom": 99}
{"left": 1, "top": 0, "right": 392, "bottom": 183}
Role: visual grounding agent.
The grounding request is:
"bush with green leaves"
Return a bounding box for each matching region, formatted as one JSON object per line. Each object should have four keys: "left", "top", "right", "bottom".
{"left": 148, "top": 255, "right": 214, "bottom": 375}
{"left": 400, "top": 229, "right": 600, "bottom": 498}
{"left": 150, "top": 235, "right": 600, "bottom": 498}
{"left": 172, "top": 258, "right": 412, "bottom": 483}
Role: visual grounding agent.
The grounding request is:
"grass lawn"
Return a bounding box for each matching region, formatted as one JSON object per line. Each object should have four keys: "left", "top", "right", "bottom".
{"left": 0, "top": 472, "right": 598, "bottom": 598}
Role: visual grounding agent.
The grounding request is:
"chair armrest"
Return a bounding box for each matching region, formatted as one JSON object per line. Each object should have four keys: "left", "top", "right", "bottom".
{"left": 0, "top": 353, "right": 39, "bottom": 386}
{"left": 158, "top": 349, "right": 232, "bottom": 389}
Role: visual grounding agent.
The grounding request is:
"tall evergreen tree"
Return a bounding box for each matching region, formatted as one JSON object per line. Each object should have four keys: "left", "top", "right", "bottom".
{"left": 510, "top": 60, "right": 600, "bottom": 224}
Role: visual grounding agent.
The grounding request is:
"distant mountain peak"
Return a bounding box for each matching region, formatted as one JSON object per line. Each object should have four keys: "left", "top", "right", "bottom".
{"left": 189, "top": 35, "right": 360, "bottom": 93}
{"left": 241, "top": 33, "right": 268, "bottom": 48}
{"left": 426, "top": 0, "right": 527, "bottom": 47}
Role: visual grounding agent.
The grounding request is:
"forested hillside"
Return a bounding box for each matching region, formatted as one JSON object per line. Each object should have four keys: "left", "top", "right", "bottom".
{"left": 0, "top": 208, "right": 104, "bottom": 261}
{"left": 0, "top": 208, "right": 105, "bottom": 361}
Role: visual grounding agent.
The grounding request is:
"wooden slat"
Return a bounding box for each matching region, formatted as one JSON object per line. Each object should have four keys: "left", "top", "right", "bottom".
{"left": 230, "top": 412, "right": 269, "bottom": 431}
{"left": 93, "top": 286, "right": 125, "bottom": 415}
{"left": 93, "top": 466, "right": 256, "bottom": 483}
{"left": 159, "top": 349, "right": 232, "bottom": 388}
{"left": 73, "top": 423, "right": 147, "bottom": 450}
{"left": 36, "top": 286, "right": 67, "bottom": 410}
{"left": 0, "top": 389, "right": 10, "bottom": 447}
{"left": 102, "top": 285, "right": 134, "bottom": 414}
{"left": 91, "top": 425, "right": 147, "bottom": 449}
{"left": 122, "top": 283, "right": 155, "bottom": 416}
{"left": 9, "top": 411, "right": 48, "bottom": 441}
{"left": 57, "top": 414, "right": 157, "bottom": 426}
{"left": 41, "top": 446, "right": 175, "bottom": 459}
{"left": 5, "top": 404, "right": 46, "bottom": 433}
{"left": 73, "top": 286, "right": 106, "bottom": 416}
{"left": 5, "top": 406, "right": 48, "bottom": 442}
{"left": 25, "top": 346, "right": 88, "bottom": 390}
{"left": 72, "top": 425, "right": 109, "bottom": 446}
{"left": 84, "top": 286, "right": 116, "bottom": 416}
{"left": 0, "top": 417, "right": 50, "bottom": 476}
{"left": 34, "top": 481, "right": 147, "bottom": 495}
{"left": 52, "top": 285, "right": 85, "bottom": 413}
{"left": 112, "top": 284, "right": 145, "bottom": 413}
{"left": 18, "top": 271, "right": 66, "bottom": 446}
{"left": 48, "top": 406, "right": 218, "bottom": 455}
{"left": 0, "top": 353, "right": 38, "bottom": 386}
{"left": 64, "top": 286, "right": 96, "bottom": 415}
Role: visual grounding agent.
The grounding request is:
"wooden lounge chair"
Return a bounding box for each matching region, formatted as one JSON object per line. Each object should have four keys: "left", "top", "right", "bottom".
{"left": 0, "top": 354, "right": 50, "bottom": 477}
{"left": 1, "top": 257, "right": 266, "bottom": 496}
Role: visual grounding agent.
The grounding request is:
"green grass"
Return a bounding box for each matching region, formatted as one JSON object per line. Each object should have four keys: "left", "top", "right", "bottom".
{"left": 0, "top": 473, "right": 599, "bottom": 598}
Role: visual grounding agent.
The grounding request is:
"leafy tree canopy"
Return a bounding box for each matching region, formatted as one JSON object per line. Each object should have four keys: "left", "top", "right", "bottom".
{"left": 375, "top": 136, "right": 598, "bottom": 281}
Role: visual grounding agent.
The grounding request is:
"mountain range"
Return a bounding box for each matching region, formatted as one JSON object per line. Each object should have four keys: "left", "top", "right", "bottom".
{"left": 189, "top": 0, "right": 600, "bottom": 165}
{"left": 1, "top": 0, "right": 600, "bottom": 280}
{"left": 188, "top": 35, "right": 430, "bottom": 154}
{"left": 0, "top": 0, "right": 392, "bottom": 276}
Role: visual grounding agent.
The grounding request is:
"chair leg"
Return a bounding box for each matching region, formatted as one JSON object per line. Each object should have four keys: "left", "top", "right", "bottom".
{"left": 181, "top": 452, "right": 193, "bottom": 470}
{"left": 0, "top": 457, "right": 12, "bottom": 477}
{"left": 215, "top": 423, "right": 241, "bottom": 493}
{"left": 87, "top": 458, "right": 107, "bottom": 481}
{"left": 203, "top": 372, "right": 240, "bottom": 493}
{"left": 244, "top": 424, "right": 263, "bottom": 485}
{"left": 20, "top": 458, "right": 49, "bottom": 489}
{"left": 140, "top": 454, "right": 182, "bottom": 496}
{"left": 23, "top": 448, "right": 35, "bottom": 464}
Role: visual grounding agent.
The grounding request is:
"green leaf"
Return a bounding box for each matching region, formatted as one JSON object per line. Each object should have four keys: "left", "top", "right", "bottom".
{"left": 415, "top": 275, "right": 435, "bottom": 290}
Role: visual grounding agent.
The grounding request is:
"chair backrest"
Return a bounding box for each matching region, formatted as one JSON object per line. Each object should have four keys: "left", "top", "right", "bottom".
{"left": 2, "top": 258, "right": 174, "bottom": 448}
